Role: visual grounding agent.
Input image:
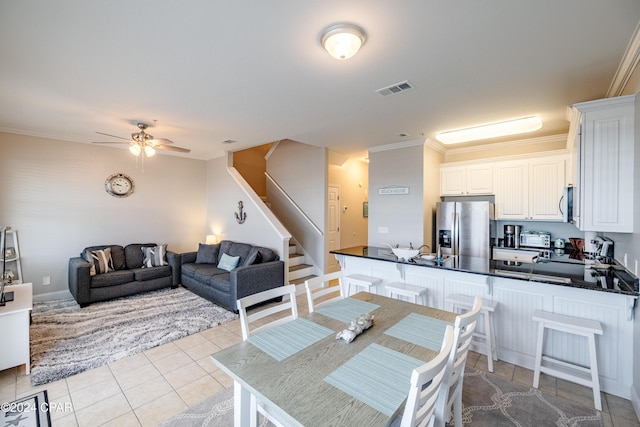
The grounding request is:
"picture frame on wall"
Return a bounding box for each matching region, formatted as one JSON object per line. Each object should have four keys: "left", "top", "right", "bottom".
{"left": 363, "top": 202, "right": 368, "bottom": 218}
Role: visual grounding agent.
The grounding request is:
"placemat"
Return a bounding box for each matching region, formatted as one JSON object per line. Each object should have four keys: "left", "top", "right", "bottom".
{"left": 315, "top": 297, "right": 380, "bottom": 323}
{"left": 384, "top": 312, "right": 452, "bottom": 351}
{"left": 324, "top": 343, "right": 424, "bottom": 417}
{"left": 248, "top": 318, "right": 334, "bottom": 361}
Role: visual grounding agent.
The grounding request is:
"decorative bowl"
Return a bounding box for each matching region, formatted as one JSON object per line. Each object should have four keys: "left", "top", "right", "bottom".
{"left": 391, "top": 248, "right": 419, "bottom": 261}
{"left": 421, "top": 254, "right": 436, "bottom": 260}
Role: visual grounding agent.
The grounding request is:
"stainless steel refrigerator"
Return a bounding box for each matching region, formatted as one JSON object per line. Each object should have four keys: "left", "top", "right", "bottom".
{"left": 436, "top": 201, "right": 495, "bottom": 258}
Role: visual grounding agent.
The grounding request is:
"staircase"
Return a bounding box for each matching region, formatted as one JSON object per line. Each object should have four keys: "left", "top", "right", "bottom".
{"left": 287, "top": 242, "right": 316, "bottom": 286}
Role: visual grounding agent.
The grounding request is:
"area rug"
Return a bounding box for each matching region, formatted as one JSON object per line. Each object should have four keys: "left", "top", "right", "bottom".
{"left": 161, "top": 367, "right": 603, "bottom": 427}
{"left": 461, "top": 368, "right": 602, "bottom": 426}
{"left": 1, "top": 390, "right": 51, "bottom": 427}
{"left": 29, "top": 287, "right": 238, "bottom": 386}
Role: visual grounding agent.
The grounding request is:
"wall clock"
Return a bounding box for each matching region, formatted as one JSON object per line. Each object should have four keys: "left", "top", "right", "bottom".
{"left": 105, "top": 173, "right": 135, "bottom": 198}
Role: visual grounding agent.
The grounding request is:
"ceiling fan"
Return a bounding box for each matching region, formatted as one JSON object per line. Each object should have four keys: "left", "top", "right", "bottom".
{"left": 92, "top": 122, "right": 191, "bottom": 157}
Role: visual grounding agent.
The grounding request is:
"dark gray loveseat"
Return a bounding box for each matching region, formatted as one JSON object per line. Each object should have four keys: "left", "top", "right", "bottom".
{"left": 180, "top": 240, "right": 285, "bottom": 312}
{"left": 69, "top": 243, "right": 180, "bottom": 307}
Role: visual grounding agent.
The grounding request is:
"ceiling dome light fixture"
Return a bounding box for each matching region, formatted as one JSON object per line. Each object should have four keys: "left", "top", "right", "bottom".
{"left": 320, "top": 23, "right": 367, "bottom": 60}
{"left": 436, "top": 116, "right": 543, "bottom": 145}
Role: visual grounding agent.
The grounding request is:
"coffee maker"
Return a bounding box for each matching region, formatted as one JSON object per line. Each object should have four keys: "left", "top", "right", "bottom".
{"left": 504, "top": 225, "right": 521, "bottom": 248}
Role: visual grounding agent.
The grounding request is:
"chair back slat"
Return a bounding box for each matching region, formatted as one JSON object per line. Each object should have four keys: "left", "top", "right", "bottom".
{"left": 236, "top": 284, "right": 298, "bottom": 341}
{"left": 304, "top": 271, "right": 345, "bottom": 312}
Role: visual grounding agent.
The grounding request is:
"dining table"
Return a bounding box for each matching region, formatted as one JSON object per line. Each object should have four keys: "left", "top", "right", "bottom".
{"left": 210, "top": 291, "right": 457, "bottom": 427}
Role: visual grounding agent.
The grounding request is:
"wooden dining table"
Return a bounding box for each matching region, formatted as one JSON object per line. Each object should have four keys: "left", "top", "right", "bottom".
{"left": 211, "top": 292, "right": 457, "bottom": 427}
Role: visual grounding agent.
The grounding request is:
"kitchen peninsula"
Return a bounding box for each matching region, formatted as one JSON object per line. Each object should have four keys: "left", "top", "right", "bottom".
{"left": 331, "top": 245, "right": 639, "bottom": 399}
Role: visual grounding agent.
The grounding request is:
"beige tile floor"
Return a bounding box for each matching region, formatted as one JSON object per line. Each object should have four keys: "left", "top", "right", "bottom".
{"left": 1, "top": 294, "right": 639, "bottom": 426}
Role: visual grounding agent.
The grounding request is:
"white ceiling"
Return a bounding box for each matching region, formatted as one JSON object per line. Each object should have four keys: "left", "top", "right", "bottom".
{"left": 1, "top": 1, "right": 639, "bottom": 160}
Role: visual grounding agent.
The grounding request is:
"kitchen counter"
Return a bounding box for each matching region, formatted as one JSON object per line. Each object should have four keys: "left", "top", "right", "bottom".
{"left": 330, "top": 245, "right": 639, "bottom": 296}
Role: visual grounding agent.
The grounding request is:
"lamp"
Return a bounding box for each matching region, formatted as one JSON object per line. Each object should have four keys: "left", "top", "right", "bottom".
{"left": 320, "top": 23, "right": 366, "bottom": 60}
{"left": 205, "top": 234, "right": 218, "bottom": 244}
{"left": 436, "top": 116, "right": 543, "bottom": 145}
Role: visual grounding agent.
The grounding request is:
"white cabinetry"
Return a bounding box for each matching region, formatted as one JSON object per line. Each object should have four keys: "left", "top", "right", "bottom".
{"left": 494, "top": 155, "right": 566, "bottom": 221}
{"left": 440, "top": 164, "right": 493, "bottom": 196}
{"left": 573, "top": 94, "right": 636, "bottom": 232}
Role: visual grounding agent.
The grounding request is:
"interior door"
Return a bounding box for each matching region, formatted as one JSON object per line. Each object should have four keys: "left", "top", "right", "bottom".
{"left": 328, "top": 185, "right": 341, "bottom": 272}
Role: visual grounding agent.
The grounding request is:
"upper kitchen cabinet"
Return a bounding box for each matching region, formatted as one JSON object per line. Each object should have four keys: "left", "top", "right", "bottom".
{"left": 495, "top": 155, "right": 566, "bottom": 221}
{"left": 440, "top": 164, "right": 493, "bottom": 196}
{"left": 572, "top": 94, "right": 636, "bottom": 232}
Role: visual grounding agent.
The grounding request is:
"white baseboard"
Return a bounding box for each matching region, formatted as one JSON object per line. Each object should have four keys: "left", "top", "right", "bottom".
{"left": 33, "top": 290, "right": 72, "bottom": 302}
{"left": 631, "top": 384, "right": 640, "bottom": 423}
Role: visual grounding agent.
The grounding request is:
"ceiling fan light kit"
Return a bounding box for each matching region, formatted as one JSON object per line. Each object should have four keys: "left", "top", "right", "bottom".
{"left": 436, "top": 115, "right": 543, "bottom": 145}
{"left": 93, "top": 122, "right": 190, "bottom": 158}
{"left": 320, "top": 23, "right": 366, "bottom": 60}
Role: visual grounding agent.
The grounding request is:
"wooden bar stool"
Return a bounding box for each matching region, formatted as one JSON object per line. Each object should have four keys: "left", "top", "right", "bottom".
{"left": 384, "top": 282, "right": 429, "bottom": 305}
{"left": 344, "top": 274, "right": 382, "bottom": 296}
{"left": 532, "top": 310, "right": 603, "bottom": 411}
{"left": 445, "top": 293, "right": 498, "bottom": 372}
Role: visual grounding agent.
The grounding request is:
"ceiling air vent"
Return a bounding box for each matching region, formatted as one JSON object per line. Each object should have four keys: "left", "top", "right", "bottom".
{"left": 375, "top": 80, "right": 414, "bottom": 97}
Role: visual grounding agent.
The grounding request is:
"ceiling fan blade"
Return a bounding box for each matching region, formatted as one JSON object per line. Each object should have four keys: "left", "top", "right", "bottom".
{"left": 149, "top": 138, "right": 174, "bottom": 145}
{"left": 156, "top": 144, "right": 191, "bottom": 153}
{"left": 95, "top": 131, "right": 131, "bottom": 141}
{"left": 91, "top": 141, "right": 130, "bottom": 145}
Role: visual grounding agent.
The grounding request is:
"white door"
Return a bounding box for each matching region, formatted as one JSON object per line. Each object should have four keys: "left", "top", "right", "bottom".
{"left": 328, "top": 185, "right": 341, "bottom": 272}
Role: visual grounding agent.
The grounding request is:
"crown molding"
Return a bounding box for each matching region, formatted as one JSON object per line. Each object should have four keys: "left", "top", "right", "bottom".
{"left": 607, "top": 21, "right": 640, "bottom": 97}
{"left": 424, "top": 138, "right": 448, "bottom": 154}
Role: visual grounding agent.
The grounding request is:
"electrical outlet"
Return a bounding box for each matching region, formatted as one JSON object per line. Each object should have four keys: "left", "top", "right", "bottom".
{"left": 43, "top": 276, "right": 51, "bottom": 286}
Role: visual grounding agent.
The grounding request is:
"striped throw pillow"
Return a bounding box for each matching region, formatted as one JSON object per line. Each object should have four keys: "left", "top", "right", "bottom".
{"left": 85, "top": 248, "right": 114, "bottom": 276}
{"left": 142, "top": 244, "right": 168, "bottom": 268}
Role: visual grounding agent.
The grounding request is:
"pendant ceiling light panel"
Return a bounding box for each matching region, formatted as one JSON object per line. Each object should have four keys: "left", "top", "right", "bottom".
{"left": 436, "top": 116, "right": 543, "bottom": 144}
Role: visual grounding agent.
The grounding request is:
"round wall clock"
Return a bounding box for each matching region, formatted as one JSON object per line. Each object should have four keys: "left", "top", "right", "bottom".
{"left": 105, "top": 173, "right": 135, "bottom": 198}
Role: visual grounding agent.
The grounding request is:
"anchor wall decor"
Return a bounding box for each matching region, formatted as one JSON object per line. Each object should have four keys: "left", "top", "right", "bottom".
{"left": 235, "top": 201, "right": 247, "bottom": 224}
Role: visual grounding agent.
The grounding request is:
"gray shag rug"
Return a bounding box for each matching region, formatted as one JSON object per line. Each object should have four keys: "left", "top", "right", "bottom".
{"left": 161, "top": 368, "right": 603, "bottom": 427}
{"left": 29, "top": 287, "right": 238, "bottom": 386}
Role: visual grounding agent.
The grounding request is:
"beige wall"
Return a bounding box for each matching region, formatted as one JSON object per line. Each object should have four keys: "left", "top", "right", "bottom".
{"left": 0, "top": 133, "right": 207, "bottom": 297}
{"left": 423, "top": 146, "right": 445, "bottom": 250}
{"left": 233, "top": 144, "right": 272, "bottom": 197}
{"left": 328, "top": 154, "right": 369, "bottom": 249}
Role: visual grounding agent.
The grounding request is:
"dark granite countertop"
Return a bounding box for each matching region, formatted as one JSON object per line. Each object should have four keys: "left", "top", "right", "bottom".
{"left": 331, "top": 246, "right": 639, "bottom": 296}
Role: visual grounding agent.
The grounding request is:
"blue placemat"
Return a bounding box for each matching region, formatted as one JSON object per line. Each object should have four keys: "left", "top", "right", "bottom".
{"left": 315, "top": 298, "right": 380, "bottom": 323}
{"left": 248, "top": 318, "right": 334, "bottom": 361}
{"left": 385, "top": 313, "right": 452, "bottom": 351}
{"left": 324, "top": 343, "right": 425, "bottom": 417}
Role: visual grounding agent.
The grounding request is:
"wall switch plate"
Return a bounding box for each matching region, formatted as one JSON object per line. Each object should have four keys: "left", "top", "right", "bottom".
{"left": 43, "top": 276, "right": 51, "bottom": 286}
{"left": 378, "top": 226, "right": 389, "bottom": 234}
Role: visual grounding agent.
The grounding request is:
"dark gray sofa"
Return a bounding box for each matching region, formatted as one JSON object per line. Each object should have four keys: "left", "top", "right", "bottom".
{"left": 180, "top": 240, "right": 285, "bottom": 312}
{"left": 69, "top": 243, "right": 180, "bottom": 307}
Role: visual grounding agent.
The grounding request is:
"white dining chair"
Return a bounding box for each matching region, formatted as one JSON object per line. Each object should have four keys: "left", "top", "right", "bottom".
{"left": 435, "top": 296, "right": 482, "bottom": 427}
{"left": 394, "top": 325, "right": 455, "bottom": 427}
{"left": 304, "top": 271, "right": 345, "bottom": 312}
{"left": 236, "top": 284, "right": 298, "bottom": 341}
{"left": 236, "top": 285, "right": 298, "bottom": 427}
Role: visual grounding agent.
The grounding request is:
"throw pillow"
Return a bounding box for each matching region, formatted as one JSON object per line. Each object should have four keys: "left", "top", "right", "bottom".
{"left": 195, "top": 243, "right": 220, "bottom": 264}
{"left": 217, "top": 252, "right": 240, "bottom": 272}
{"left": 84, "top": 248, "right": 114, "bottom": 276}
{"left": 142, "top": 244, "right": 168, "bottom": 268}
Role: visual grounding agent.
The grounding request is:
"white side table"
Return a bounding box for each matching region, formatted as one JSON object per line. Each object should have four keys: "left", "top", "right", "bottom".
{"left": 0, "top": 283, "right": 33, "bottom": 373}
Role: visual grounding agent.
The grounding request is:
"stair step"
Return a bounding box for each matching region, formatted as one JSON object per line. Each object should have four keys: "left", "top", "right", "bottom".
{"left": 289, "top": 263, "right": 314, "bottom": 280}
{"left": 289, "top": 253, "right": 305, "bottom": 267}
{"left": 289, "top": 274, "right": 317, "bottom": 285}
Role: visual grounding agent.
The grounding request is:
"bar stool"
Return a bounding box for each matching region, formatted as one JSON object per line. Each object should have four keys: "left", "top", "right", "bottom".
{"left": 343, "top": 274, "right": 382, "bottom": 296}
{"left": 384, "top": 282, "right": 429, "bottom": 305}
{"left": 532, "top": 310, "right": 603, "bottom": 411}
{"left": 445, "top": 293, "right": 498, "bottom": 372}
